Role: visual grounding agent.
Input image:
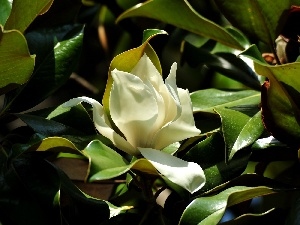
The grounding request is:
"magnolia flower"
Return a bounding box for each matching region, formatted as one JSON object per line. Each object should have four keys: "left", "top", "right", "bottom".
{"left": 63, "top": 54, "right": 205, "bottom": 193}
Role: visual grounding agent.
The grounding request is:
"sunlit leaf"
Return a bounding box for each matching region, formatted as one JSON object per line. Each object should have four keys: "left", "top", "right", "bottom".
{"left": 117, "top": 0, "right": 244, "bottom": 50}
{"left": 83, "top": 140, "right": 129, "bottom": 181}
{"left": 0, "top": 27, "right": 35, "bottom": 96}
{"left": 180, "top": 186, "right": 275, "bottom": 225}
{"left": 5, "top": 0, "right": 54, "bottom": 33}
{"left": 243, "top": 45, "right": 300, "bottom": 145}
{"left": 231, "top": 111, "right": 264, "bottom": 157}
{"left": 216, "top": 108, "right": 263, "bottom": 161}
{"left": 89, "top": 157, "right": 159, "bottom": 182}
{"left": 29, "top": 137, "right": 84, "bottom": 155}
{"left": 0, "top": 0, "right": 12, "bottom": 26}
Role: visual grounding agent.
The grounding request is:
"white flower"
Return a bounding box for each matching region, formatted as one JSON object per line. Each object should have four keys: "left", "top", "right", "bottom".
{"left": 63, "top": 54, "right": 205, "bottom": 193}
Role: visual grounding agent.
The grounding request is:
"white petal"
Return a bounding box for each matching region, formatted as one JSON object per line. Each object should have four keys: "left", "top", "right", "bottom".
{"left": 153, "top": 88, "right": 201, "bottom": 150}
{"left": 63, "top": 97, "right": 137, "bottom": 155}
{"left": 130, "top": 53, "right": 162, "bottom": 85}
{"left": 139, "top": 148, "right": 206, "bottom": 194}
{"left": 110, "top": 70, "right": 158, "bottom": 148}
{"left": 131, "top": 55, "right": 179, "bottom": 128}
{"left": 163, "top": 63, "right": 182, "bottom": 121}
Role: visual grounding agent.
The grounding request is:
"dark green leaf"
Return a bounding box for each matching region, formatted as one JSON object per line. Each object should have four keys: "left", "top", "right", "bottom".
{"left": 191, "top": 89, "right": 260, "bottom": 113}
{"left": 0, "top": 0, "right": 12, "bottom": 26}
{"left": 16, "top": 113, "right": 85, "bottom": 136}
{"left": 182, "top": 42, "right": 261, "bottom": 90}
{"left": 4, "top": 25, "right": 84, "bottom": 112}
{"left": 214, "top": 0, "right": 297, "bottom": 47}
{"left": 28, "top": 103, "right": 96, "bottom": 135}
{"left": 183, "top": 133, "right": 250, "bottom": 193}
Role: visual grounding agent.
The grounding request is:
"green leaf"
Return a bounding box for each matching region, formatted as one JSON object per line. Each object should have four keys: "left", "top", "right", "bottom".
{"left": 216, "top": 108, "right": 263, "bottom": 161}
{"left": 4, "top": 25, "right": 83, "bottom": 112}
{"left": 214, "top": 0, "right": 297, "bottom": 47}
{"left": 240, "top": 44, "right": 266, "bottom": 63}
{"left": 83, "top": 140, "right": 129, "bottom": 181}
{"left": 251, "top": 59, "right": 300, "bottom": 145}
{"left": 117, "top": 0, "right": 244, "bottom": 50}
{"left": 231, "top": 111, "right": 264, "bottom": 157}
{"left": 29, "top": 137, "right": 84, "bottom": 156}
{"left": 0, "top": 0, "right": 12, "bottom": 26}
{"left": 179, "top": 186, "right": 275, "bottom": 225}
{"left": 183, "top": 133, "right": 250, "bottom": 193}
{"left": 16, "top": 113, "right": 86, "bottom": 136}
{"left": 5, "top": 0, "right": 53, "bottom": 33}
{"left": 89, "top": 158, "right": 160, "bottom": 182}
{"left": 0, "top": 27, "right": 35, "bottom": 96}
{"left": 29, "top": 103, "right": 96, "bottom": 135}
{"left": 182, "top": 42, "right": 261, "bottom": 90}
{"left": 190, "top": 89, "right": 260, "bottom": 113}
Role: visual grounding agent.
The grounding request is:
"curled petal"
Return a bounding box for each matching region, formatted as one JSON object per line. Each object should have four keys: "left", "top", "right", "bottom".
{"left": 110, "top": 70, "right": 159, "bottom": 148}
{"left": 164, "top": 62, "right": 181, "bottom": 119}
{"left": 63, "top": 97, "right": 137, "bottom": 155}
{"left": 130, "top": 54, "right": 180, "bottom": 130}
{"left": 139, "top": 148, "right": 206, "bottom": 194}
{"left": 153, "top": 88, "right": 201, "bottom": 150}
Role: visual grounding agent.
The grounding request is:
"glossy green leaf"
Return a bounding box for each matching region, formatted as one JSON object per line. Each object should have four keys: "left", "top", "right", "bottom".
{"left": 240, "top": 44, "right": 266, "bottom": 63}
{"left": 30, "top": 137, "right": 84, "bottom": 156}
{"left": 83, "top": 140, "right": 129, "bottom": 181}
{"left": 103, "top": 29, "right": 165, "bottom": 113}
{"left": 258, "top": 62, "right": 300, "bottom": 145}
{"left": 0, "top": 27, "right": 35, "bottom": 96}
{"left": 216, "top": 108, "right": 263, "bottom": 161}
{"left": 242, "top": 46, "right": 300, "bottom": 145}
{"left": 16, "top": 113, "right": 86, "bottom": 136}
{"left": 214, "top": 0, "right": 298, "bottom": 47}
{"left": 231, "top": 111, "right": 264, "bottom": 158}
{"left": 180, "top": 186, "right": 275, "bottom": 225}
{"left": 191, "top": 89, "right": 260, "bottom": 113}
{"left": 5, "top": 0, "right": 53, "bottom": 33}
{"left": 0, "top": 0, "right": 12, "bottom": 26}
{"left": 117, "top": 0, "right": 244, "bottom": 50}
{"left": 183, "top": 133, "right": 250, "bottom": 193}
{"left": 182, "top": 41, "right": 261, "bottom": 90}
{"left": 29, "top": 103, "right": 96, "bottom": 135}
{"left": 89, "top": 158, "right": 159, "bottom": 182}
{"left": 4, "top": 25, "right": 83, "bottom": 112}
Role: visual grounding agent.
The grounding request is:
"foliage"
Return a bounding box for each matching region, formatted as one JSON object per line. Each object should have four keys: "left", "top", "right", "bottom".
{"left": 1, "top": 0, "right": 300, "bottom": 224}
